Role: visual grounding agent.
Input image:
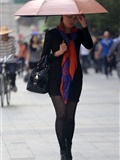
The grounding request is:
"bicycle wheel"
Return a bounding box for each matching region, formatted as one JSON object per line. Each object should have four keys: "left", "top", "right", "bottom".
{"left": 0, "top": 76, "right": 5, "bottom": 107}
{"left": 6, "top": 79, "right": 11, "bottom": 106}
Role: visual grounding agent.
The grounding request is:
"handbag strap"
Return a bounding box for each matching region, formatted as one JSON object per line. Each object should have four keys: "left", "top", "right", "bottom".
{"left": 37, "top": 55, "right": 48, "bottom": 68}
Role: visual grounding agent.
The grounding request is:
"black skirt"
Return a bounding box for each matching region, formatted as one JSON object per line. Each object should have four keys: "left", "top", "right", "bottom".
{"left": 48, "top": 59, "right": 83, "bottom": 102}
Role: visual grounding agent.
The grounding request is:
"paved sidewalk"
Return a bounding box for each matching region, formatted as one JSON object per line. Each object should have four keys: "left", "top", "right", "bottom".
{"left": 0, "top": 69, "right": 119, "bottom": 160}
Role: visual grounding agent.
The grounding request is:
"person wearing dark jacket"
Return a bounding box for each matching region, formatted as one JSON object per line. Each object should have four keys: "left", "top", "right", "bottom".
{"left": 42, "top": 15, "right": 93, "bottom": 160}
{"left": 108, "top": 39, "right": 120, "bottom": 79}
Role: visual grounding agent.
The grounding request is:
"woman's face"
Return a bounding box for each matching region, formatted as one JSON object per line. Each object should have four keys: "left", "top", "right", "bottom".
{"left": 32, "top": 35, "right": 38, "bottom": 43}
{"left": 63, "top": 15, "right": 78, "bottom": 28}
{"left": 2, "top": 34, "right": 9, "bottom": 41}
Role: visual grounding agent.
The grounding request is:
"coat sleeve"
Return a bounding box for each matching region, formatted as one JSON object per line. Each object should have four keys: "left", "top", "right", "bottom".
{"left": 41, "top": 31, "right": 56, "bottom": 62}
{"left": 13, "top": 38, "right": 20, "bottom": 56}
{"left": 80, "top": 27, "right": 93, "bottom": 49}
{"left": 108, "top": 41, "right": 119, "bottom": 58}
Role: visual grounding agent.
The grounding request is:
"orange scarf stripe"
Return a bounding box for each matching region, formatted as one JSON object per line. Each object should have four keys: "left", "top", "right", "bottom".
{"left": 58, "top": 23, "right": 78, "bottom": 104}
{"left": 69, "top": 41, "right": 78, "bottom": 79}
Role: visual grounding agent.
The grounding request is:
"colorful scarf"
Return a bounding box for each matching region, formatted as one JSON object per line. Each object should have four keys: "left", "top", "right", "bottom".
{"left": 57, "top": 23, "right": 78, "bottom": 104}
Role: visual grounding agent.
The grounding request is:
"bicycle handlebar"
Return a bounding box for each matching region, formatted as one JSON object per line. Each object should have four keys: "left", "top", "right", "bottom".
{"left": 0, "top": 54, "right": 14, "bottom": 63}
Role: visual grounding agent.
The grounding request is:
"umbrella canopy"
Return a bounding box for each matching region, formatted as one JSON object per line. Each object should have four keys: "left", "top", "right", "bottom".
{"left": 15, "top": 0, "right": 108, "bottom": 16}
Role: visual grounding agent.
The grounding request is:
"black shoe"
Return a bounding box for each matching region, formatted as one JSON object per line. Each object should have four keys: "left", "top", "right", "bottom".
{"left": 66, "top": 145, "right": 72, "bottom": 160}
{"left": 60, "top": 150, "right": 67, "bottom": 160}
{"left": 10, "top": 85, "right": 18, "bottom": 92}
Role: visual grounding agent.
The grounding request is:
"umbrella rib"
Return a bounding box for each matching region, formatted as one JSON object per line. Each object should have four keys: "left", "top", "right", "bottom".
{"left": 36, "top": 0, "right": 46, "bottom": 15}
{"left": 74, "top": 0, "right": 82, "bottom": 14}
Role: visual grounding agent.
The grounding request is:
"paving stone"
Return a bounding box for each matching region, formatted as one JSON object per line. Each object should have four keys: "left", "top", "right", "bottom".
{"left": 1, "top": 69, "right": 119, "bottom": 160}
{"left": 9, "top": 149, "right": 35, "bottom": 159}
{"left": 86, "top": 157, "right": 111, "bottom": 160}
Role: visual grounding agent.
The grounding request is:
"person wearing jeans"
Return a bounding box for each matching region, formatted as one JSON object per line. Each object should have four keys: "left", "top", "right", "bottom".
{"left": 97, "top": 31, "right": 113, "bottom": 77}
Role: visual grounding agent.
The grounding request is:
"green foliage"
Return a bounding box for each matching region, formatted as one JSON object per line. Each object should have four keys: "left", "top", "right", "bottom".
{"left": 45, "top": 16, "right": 61, "bottom": 29}
{"left": 86, "top": 0, "right": 120, "bottom": 36}
{"left": 13, "top": 0, "right": 29, "bottom": 3}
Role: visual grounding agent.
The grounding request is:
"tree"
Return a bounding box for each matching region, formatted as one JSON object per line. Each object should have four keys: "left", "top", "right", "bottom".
{"left": 86, "top": 0, "right": 120, "bottom": 36}
{"left": 45, "top": 16, "right": 61, "bottom": 29}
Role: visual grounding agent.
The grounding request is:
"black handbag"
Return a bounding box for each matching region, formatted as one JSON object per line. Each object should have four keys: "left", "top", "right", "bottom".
{"left": 26, "top": 55, "right": 49, "bottom": 94}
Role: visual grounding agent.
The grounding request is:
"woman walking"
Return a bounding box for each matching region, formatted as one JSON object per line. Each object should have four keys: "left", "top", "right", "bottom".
{"left": 26, "top": 35, "right": 43, "bottom": 71}
{"left": 42, "top": 15, "right": 93, "bottom": 160}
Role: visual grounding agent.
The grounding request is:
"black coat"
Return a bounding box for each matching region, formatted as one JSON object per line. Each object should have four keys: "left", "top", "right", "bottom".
{"left": 42, "top": 27, "right": 93, "bottom": 102}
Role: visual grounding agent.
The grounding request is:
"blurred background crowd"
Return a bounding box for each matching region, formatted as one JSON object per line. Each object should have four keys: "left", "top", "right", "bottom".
{"left": 0, "top": 0, "right": 120, "bottom": 82}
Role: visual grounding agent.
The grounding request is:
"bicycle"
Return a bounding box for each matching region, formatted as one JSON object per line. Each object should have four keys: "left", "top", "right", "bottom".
{"left": 0, "top": 55, "right": 12, "bottom": 107}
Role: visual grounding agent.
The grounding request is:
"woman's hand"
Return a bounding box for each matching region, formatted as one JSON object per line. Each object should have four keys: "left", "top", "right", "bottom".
{"left": 60, "top": 41, "right": 67, "bottom": 53}
{"left": 77, "top": 14, "right": 87, "bottom": 28}
{"left": 54, "top": 41, "right": 67, "bottom": 57}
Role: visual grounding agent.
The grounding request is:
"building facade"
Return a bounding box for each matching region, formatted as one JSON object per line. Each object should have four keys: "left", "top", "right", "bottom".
{"left": 0, "top": 0, "right": 30, "bottom": 38}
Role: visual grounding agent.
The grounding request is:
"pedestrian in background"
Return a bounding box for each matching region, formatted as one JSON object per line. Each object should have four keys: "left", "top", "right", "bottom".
{"left": 42, "top": 14, "right": 93, "bottom": 160}
{"left": 108, "top": 39, "right": 120, "bottom": 79}
{"left": 94, "top": 37, "right": 103, "bottom": 73}
{"left": 41, "top": 28, "right": 49, "bottom": 45}
{"left": 89, "top": 36, "right": 98, "bottom": 65}
{"left": 97, "top": 31, "right": 113, "bottom": 78}
{"left": 0, "top": 26, "right": 19, "bottom": 92}
{"left": 80, "top": 44, "right": 91, "bottom": 74}
{"left": 18, "top": 40, "right": 28, "bottom": 72}
{"left": 26, "top": 35, "right": 43, "bottom": 71}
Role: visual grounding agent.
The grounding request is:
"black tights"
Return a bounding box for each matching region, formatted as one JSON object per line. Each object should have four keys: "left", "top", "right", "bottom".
{"left": 51, "top": 96, "right": 77, "bottom": 150}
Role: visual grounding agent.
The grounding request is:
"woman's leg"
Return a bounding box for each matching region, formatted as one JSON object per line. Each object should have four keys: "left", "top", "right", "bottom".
{"left": 65, "top": 101, "right": 78, "bottom": 159}
{"left": 51, "top": 96, "right": 67, "bottom": 151}
{"left": 66, "top": 101, "right": 77, "bottom": 146}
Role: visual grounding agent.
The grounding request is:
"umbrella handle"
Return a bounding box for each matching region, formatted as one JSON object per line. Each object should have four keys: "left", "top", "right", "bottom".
{"left": 45, "top": 16, "right": 48, "bottom": 23}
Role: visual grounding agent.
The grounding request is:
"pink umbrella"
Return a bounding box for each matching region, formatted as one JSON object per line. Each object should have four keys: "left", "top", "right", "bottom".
{"left": 15, "top": 0, "right": 108, "bottom": 16}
